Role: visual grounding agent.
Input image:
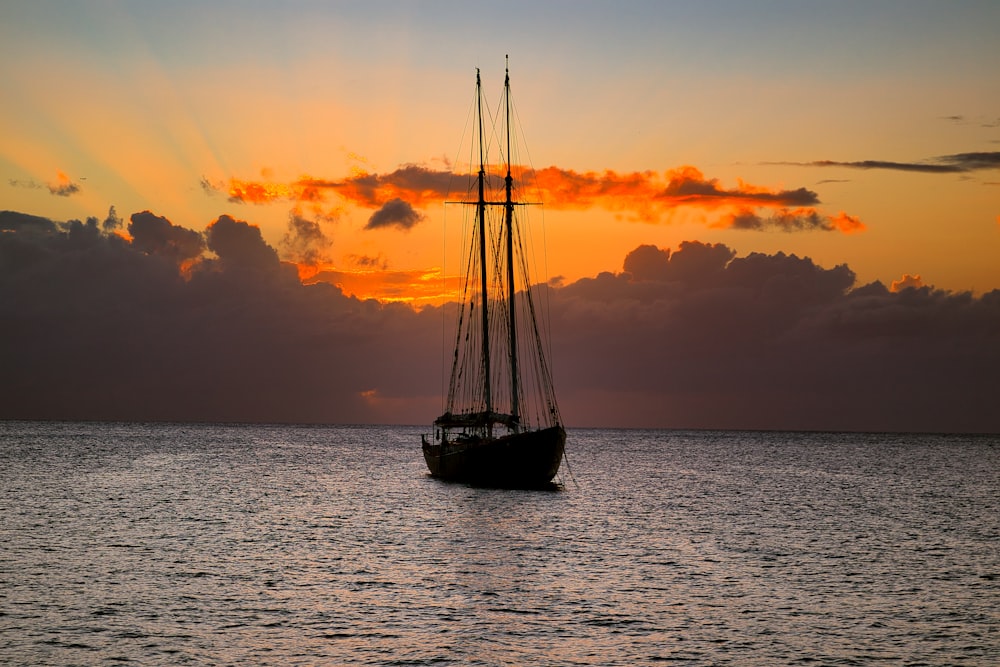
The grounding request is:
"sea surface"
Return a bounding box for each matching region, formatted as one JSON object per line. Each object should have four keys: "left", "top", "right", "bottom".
{"left": 0, "top": 422, "right": 997, "bottom": 666}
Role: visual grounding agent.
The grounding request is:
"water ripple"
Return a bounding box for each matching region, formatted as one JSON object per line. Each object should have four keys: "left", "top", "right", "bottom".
{"left": 0, "top": 423, "right": 997, "bottom": 665}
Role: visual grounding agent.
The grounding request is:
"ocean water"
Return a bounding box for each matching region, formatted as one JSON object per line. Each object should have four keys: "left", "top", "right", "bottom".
{"left": 1, "top": 422, "right": 997, "bottom": 666}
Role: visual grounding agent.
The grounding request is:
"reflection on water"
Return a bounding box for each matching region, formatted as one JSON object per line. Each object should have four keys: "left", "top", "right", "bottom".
{"left": 1, "top": 422, "right": 997, "bottom": 665}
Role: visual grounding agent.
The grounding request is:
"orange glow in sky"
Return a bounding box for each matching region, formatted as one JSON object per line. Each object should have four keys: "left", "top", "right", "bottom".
{"left": 2, "top": 2, "right": 999, "bottom": 299}
{"left": 305, "top": 264, "right": 460, "bottom": 306}
{"left": 3, "top": 2, "right": 1000, "bottom": 432}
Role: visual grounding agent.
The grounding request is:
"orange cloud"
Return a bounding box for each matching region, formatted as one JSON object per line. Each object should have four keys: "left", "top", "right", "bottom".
{"left": 891, "top": 273, "right": 925, "bottom": 292}
{"left": 48, "top": 170, "right": 81, "bottom": 197}
{"left": 211, "top": 163, "right": 865, "bottom": 233}
{"left": 830, "top": 211, "right": 867, "bottom": 234}
{"left": 530, "top": 166, "right": 661, "bottom": 209}
{"left": 528, "top": 165, "right": 820, "bottom": 218}
{"left": 658, "top": 166, "right": 819, "bottom": 208}
{"left": 227, "top": 178, "right": 297, "bottom": 204}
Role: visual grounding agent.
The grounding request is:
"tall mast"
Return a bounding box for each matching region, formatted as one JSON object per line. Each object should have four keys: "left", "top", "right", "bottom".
{"left": 475, "top": 68, "right": 492, "bottom": 424}
{"left": 504, "top": 58, "right": 520, "bottom": 426}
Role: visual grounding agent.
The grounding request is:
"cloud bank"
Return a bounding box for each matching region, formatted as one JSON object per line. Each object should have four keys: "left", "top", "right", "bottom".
{"left": 209, "top": 163, "right": 862, "bottom": 233}
{"left": 549, "top": 243, "right": 999, "bottom": 431}
{"left": 2, "top": 209, "right": 997, "bottom": 432}
{"left": 0, "top": 209, "right": 438, "bottom": 424}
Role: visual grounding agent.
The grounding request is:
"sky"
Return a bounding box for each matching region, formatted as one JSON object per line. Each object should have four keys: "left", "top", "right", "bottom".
{"left": 2, "top": 1, "right": 999, "bottom": 432}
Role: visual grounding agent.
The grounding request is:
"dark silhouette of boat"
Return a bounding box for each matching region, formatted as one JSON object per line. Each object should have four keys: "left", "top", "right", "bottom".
{"left": 422, "top": 61, "right": 566, "bottom": 488}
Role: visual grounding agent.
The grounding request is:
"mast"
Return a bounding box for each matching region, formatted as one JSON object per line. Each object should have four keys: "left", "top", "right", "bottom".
{"left": 504, "top": 58, "right": 520, "bottom": 426}
{"left": 475, "top": 68, "right": 492, "bottom": 426}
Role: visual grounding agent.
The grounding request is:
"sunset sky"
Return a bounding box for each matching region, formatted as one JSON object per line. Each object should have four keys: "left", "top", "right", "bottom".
{"left": 3, "top": 1, "right": 999, "bottom": 431}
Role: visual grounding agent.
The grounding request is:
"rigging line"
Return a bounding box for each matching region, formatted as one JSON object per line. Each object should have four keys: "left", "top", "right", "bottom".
{"left": 441, "top": 81, "right": 482, "bottom": 417}
{"left": 514, "top": 214, "right": 559, "bottom": 413}
{"left": 447, "top": 202, "right": 480, "bottom": 411}
{"left": 440, "top": 204, "right": 447, "bottom": 413}
{"left": 539, "top": 206, "right": 557, "bottom": 399}
{"left": 474, "top": 68, "right": 493, "bottom": 422}
{"left": 506, "top": 89, "right": 558, "bottom": 399}
{"left": 503, "top": 61, "right": 520, "bottom": 425}
{"left": 506, "top": 78, "right": 559, "bottom": 425}
{"left": 560, "top": 445, "right": 580, "bottom": 490}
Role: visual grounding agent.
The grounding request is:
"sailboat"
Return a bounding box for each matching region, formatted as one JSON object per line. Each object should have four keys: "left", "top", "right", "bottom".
{"left": 421, "top": 62, "right": 566, "bottom": 488}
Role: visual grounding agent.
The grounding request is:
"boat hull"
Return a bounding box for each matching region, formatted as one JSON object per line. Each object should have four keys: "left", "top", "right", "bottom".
{"left": 422, "top": 425, "right": 566, "bottom": 488}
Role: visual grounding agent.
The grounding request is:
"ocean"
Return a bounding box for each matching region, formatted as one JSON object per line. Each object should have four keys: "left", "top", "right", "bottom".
{"left": 1, "top": 421, "right": 997, "bottom": 666}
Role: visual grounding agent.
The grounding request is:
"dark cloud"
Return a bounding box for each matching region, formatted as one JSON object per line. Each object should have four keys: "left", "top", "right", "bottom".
{"left": 729, "top": 208, "right": 824, "bottom": 231}
{"left": 777, "top": 151, "right": 1000, "bottom": 174}
{"left": 129, "top": 210, "right": 205, "bottom": 264}
{"left": 8, "top": 173, "right": 82, "bottom": 196}
{"left": 726, "top": 208, "right": 861, "bottom": 232}
{"left": 946, "top": 152, "right": 1000, "bottom": 170}
{"left": 350, "top": 254, "right": 388, "bottom": 269}
{"left": 365, "top": 198, "right": 424, "bottom": 230}
{"left": 205, "top": 214, "right": 281, "bottom": 271}
{"left": 1, "top": 209, "right": 59, "bottom": 234}
{"left": 551, "top": 241, "right": 998, "bottom": 432}
{"left": 659, "top": 171, "right": 819, "bottom": 206}
{"left": 8, "top": 178, "right": 44, "bottom": 191}
{"left": 102, "top": 206, "right": 123, "bottom": 232}
{"left": 1, "top": 211, "right": 997, "bottom": 432}
{"left": 49, "top": 181, "right": 81, "bottom": 196}
{"left": 791, "top": 159, "right": 957, "bottom": 173}
{"left": 280, "top": 213, "right": 332, "bottom": 265}
{"left": 200, "top": 176, "right": 222, "bottom": 197}
{"left": 623, "top": 242, "right": 735, "bottom": 286}
{"left": 0, "top": 209, "right": 440, "bottom": 424}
